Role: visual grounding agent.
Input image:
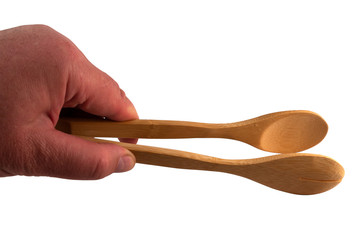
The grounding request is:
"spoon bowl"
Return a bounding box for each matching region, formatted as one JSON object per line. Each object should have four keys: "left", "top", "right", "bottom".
{"left": 257, "top": 111, "right": 328, "bottom": 153}
{"left": 232, "top": 153, "right": 344, "bottom": 194}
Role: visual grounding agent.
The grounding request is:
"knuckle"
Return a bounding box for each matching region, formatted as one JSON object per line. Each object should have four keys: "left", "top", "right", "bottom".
{"left": 119, "top": 87, "right": 126, "bottom": 99}
{"left": 30, "top": 24, "right": 54, "bottom": 32}
{"left": 18, "top": 24, "right": 82, "bottom": 76}
{"left": 32, "top": 24, "right": 81, "bottom": 65}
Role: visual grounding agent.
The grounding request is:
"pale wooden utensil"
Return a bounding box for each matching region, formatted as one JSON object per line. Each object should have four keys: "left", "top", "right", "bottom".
{"left": 87, "top": 137, "right": 344, "bottom": 195}
{"left": 56, "top": 110, "right": 327, "bottom": 153}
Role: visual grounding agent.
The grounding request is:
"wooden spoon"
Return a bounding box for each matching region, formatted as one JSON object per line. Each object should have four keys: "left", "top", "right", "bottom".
{"left": 56, "top": 110, "right": 328, "bottom": 153}
{"left": 88, "top": 138, "right": 344, "bottom": 195}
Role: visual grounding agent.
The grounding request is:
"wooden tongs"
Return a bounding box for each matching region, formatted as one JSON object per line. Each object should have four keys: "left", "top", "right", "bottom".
{"left": 56, "top": 109, "right": 344, "bottom": 195}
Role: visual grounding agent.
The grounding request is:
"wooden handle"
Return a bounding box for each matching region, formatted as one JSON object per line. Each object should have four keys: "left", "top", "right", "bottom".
{"left": 86, "top": 138, "right": 344, "bottom": 195}
{"left": 87, "top": 137, "right": 232, "bottom": 171}
{"left": 57, "top": 118, "right": 225, "bottom": 139}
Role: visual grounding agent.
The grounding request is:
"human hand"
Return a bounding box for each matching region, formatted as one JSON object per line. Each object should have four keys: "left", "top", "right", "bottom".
{"left": 0, "top": 25, "right": 138, "bottom": 179}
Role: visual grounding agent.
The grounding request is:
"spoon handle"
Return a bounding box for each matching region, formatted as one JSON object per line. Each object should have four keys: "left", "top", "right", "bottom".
{"left": 56, "top": 118, "right": 224, "bottom": 139}
{"left": 86, "top": 137, "right": 229, "bottom": 171}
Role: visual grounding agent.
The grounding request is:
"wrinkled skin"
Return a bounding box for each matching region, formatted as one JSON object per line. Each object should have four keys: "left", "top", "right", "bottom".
{"left": 0, "top": 25, "right": 138, "bottom": 179}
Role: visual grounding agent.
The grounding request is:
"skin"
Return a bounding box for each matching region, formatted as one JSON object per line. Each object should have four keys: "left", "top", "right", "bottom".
{"left": 0, "top": 25, "right": 139, "bottom": 180}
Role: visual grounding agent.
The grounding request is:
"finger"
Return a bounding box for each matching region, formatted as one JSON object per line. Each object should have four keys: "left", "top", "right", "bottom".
{"left": 27, "top": 129, "right": 136, "bottom": 180}
{"left": 118, "top": 138, "right": 138, "bottom": 144}
{"left": 66, "top": 61, "right": 138, "bottom": 121}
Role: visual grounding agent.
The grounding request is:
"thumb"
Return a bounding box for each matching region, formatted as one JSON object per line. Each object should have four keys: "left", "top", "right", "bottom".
{"left": 28, "top": 129, "right": 135, "bottom": 180}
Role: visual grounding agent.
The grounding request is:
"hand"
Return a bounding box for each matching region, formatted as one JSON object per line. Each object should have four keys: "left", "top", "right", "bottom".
{"left": 0, "top": 25, "right": 138, "bottom": 179}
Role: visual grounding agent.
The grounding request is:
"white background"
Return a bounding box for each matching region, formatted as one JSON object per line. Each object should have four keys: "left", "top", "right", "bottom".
{"left": 1, "top": 1, "right": 360, "bottom": 239}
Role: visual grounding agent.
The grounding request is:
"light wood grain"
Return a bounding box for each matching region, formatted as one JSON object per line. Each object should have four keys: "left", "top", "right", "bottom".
{"left": 86, "top": 137, "right": 344, "bottom": 195}
{"left": 56, "top": 110, "right": 328, "bottom": 153}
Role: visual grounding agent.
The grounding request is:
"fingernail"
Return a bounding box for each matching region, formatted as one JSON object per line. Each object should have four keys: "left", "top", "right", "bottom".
{"left": 115, "top": 155, "right": 135, "bottom": 172}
